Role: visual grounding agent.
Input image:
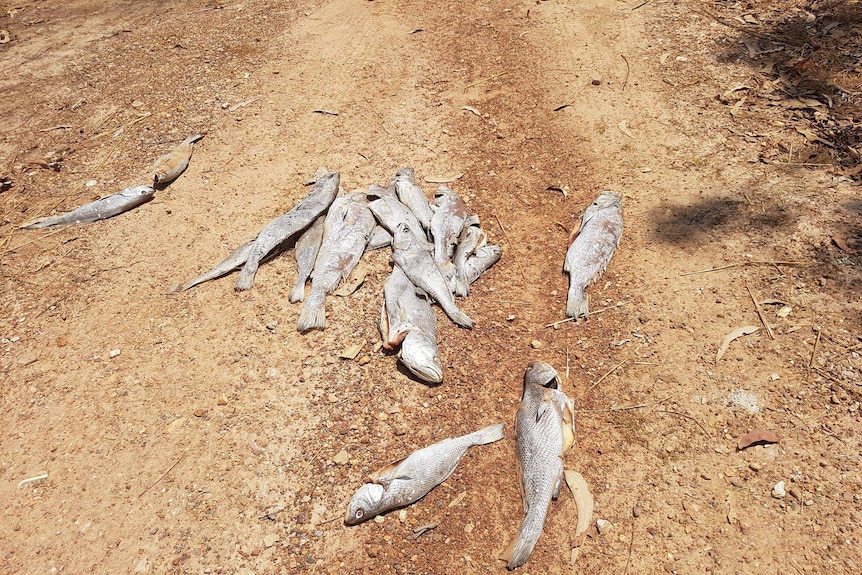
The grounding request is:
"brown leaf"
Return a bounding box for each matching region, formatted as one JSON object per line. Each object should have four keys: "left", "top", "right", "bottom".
{"left": 737, "top": 429, "right": 779, "bottom": 450}
{"left": 832, "top": 235, "right": 855, "bottom": 253}
{"left": 716, "top": 325, "right": 759, "bottom": 361}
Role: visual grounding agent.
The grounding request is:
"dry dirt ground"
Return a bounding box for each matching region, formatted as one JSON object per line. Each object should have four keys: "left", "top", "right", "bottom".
{"left": 1, "top": 0, "right": 861, "bottom": 574}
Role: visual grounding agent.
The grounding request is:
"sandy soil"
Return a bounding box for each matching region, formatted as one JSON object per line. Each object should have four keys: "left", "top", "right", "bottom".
{"left": 1, "top": 0, "right": 860, "bottom": 574}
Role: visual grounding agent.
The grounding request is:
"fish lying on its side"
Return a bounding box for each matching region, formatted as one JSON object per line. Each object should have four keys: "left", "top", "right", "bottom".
{"left": 391, "top": 224, "right": 473, "bottom": 329}
{"left": 460, "top": 245, "right": 502, "bottom": 287}
{"left": 366, "top": 225, "right": 392, "bottom": 251}
{"left": 345, "top": 423, "right": 504, "bottom": 525}
{"left": 430, "top": 185, "right": 467, "bottom": 270}
{"left": 452, "top": 215, "right": 485, "bottom": 297}
{"left": 379, "top": 265, "right": 442, "bottom": 383}
{"left": 564, "top": 192, "right": 623, "bottom": 318}
{"left": 235, "top": 171, "right": 340, "bottom": 291}
{"left": 20, "top": 185, "right": 154, "bottom": 229}
{"left": 392, "top": 167, "right": 434, "bottom": 231}
{"left": 297, "top": 192, "right": 374, "bottom": 331}
{"left": 153, "top": 134, "right": 204, "bottom": 187}
{"left": 167, "top": 239, "right": 255, "bottom": 294}
{"left": 503, "top": 362, "right": 575, "bottom": 570}
{"left": 367, "top": 183, "right": 427, "bottom": 242}
{"left": 289, "top": 215, "right": 325, "bottom": 303}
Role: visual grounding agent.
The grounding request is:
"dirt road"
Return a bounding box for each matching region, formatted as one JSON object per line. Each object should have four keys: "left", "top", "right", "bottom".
{"left": 1, "top": 0, "right": 860, "bottom": 573}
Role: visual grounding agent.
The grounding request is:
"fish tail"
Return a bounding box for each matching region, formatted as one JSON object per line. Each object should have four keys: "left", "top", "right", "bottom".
{"left": 20, "top": 218, "right": 53, "bottom": 229}
{"left": 185, "top": 133, "right": 205, "bottom": 145}
{"left": 444, "top": 305, "right": 474, "bottom": 329}
{"left": 234, "top": 260, "right": 259, "bottom": 291}
{"left": 165, "top": 283, "right": 186, "bottom": 295}
{"left": 565, "top": 285, "right": 588, "bottom": 318}
{"left": 297, "top": 289, "right": 326, "bottom": 331}
{"left": 501, "top": 527, "right": 541, "bottom": 570}
{"left": 289, "top": 279, "right": 306, "bottom": 303}
{"left": 465, "top": 423, "right": 504, "bottom": 445}
{"left": 453, "top": 274, "right": 470, "bottom": 298}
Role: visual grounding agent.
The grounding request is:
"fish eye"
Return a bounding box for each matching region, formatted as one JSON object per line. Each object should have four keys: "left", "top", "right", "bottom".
{"left": 355, "top": 509, "right": 364, "bottom": 519}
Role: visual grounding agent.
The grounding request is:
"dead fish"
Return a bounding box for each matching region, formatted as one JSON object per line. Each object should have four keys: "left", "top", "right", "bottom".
{"left": 289, "top": 215, "right": 325, "bottom": 303}
{"left": 564, "top": 192, "right": 622, "bottom": 318}
{"left": 345, "top": 423, "right": 504, "bottom": 525}
{"left": 367, "top": 183, "right": 427, "bottom": 241}
{"left": 235, "top": 171, "right": 339, "bottom": 291}
{"left": 379, "top": 265, "right": 442, "bottom": 383}
{"left": 430, "top": 185, "right": 467, "bottom": 269}
{"left": 452, "top": 215, "right": 484, "bottom": 297}
{"left": 391, "top": 223, "right": 473, "bottom": 329}
{"left": 297, "top": 192, "right": 374, "bottom": 331}
{"left": 461, "top": 245, "right": 502, "bottom": 289}
{"left": 503, "top": 362, "right": 575, "bottom": 570}
{"left": 366, "top": 225, "right": 392, "bottom": 251}
{"left": 153, "top": 134, "right": 204, "bottom": 187}
{"left": 167, "top": 239, "right": 255, "bottom": 294}
{"left": 20, "top": 184, "right": 154, "bottom": 229}
{"left": 392, "top": 167, "right": 434, "bottom": 231}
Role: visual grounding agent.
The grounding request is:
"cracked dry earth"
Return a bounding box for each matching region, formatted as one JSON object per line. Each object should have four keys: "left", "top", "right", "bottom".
{"left": 1, "top": 0, "right": 860, "bottom": 574}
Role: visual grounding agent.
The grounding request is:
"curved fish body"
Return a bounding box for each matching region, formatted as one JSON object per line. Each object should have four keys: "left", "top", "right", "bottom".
{"left": 564, "top": 192, "right": 622, "bottom": 318}
{"left": 392, "top": 167, "right": 434, "bottom": 231}
{"left": 430, "top": 186, "right": 467, "bottom": 269}
{"left": 504, "top": 362, "right": 575, "bottom": 570}
{"left": 289, "top": 215, "right": 325, "bottom": 303}
{"left": 391, "top": 224, "right": 473, "bottom": 329}
{"left": 235, "top": 171, "right": 340, "bottom": 291}
{"left": 380, "top": 265, "right": 416, "bottom": 349}
{"left": 153, "top": 134, "right": 204, "bottom": 187}
{"left": 167, "top": 239, "right": 255, "bottom": 294}
{"left": 366, "top": 225, "right": 392, "bottom": 251}
{"left": 297, "top": 193, "right": 374, "bottom": 331}
{"left": 461, "top": 244, "right": 502, "bottom": 288}
{"left": 21, "top": 184, "right": 154, "bottom": 229}
{"left": 452, "top": 215, "right": 485, "bottom": 297}
{"left": 368, "top": 184, "right": 427, "bottom": 242}
{"left": 345, "top": 423, "right": 504, "bottom": 525}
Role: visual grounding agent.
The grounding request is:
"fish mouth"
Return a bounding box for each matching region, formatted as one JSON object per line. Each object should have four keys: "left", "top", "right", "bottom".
{"left": 400, "top": 356, "right": 443, "bottom": 384}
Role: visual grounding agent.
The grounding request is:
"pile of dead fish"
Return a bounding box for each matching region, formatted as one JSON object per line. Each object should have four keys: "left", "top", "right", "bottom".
{"left": 169, "top": 168, "right": 502, "bottom": 384}
{"left": 19, "top": 134, "right": 204, "bottom": 229}
{"left": 345, "top": 361, "right": 584, "bottom": 571}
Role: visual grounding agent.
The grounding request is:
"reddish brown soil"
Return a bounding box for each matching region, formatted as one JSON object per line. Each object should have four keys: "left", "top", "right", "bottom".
{"left": 1, "top": 1, "right": 860, "bottom": 574}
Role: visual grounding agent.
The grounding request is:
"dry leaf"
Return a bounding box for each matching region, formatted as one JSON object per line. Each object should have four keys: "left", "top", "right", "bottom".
{"left": 617, "top": 120, "right": 635, "bottom": 139}
{"left": 461, "top": 105, "right": 481, "bottom": 116}
{"left": 564, "top": 470, "right": 593, "bottom": 540}
{"left": 776, "top": 306, "right": 792, "bottom": 318}
{"left": 339, "top": 340, "right": 366, "bottom": 360}
{"left": 448, "top": 491, "right": 467, "bottom": 508}
{"left": 796, "top": 127, "right": 835, "bottom": 147}
{"left": 424, "top": 173, "right": 463, "bottom": 184}
{"left": 334, "top": 261, "right": 368, "bottom": 296}
{"left": 832, "top": 235, "right": 855, "bottom": 253}
{"left": 737, "top": 429, "right": 779, "bottom": 450}
{"left": 716, "top": 325, "right": 759, "bottom": 361}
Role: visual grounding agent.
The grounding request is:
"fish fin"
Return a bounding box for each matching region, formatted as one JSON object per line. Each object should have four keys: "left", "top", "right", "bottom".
{"left": 165, "top": 283, "right": 186, "bottom": 295}
{"left": 234, "top": 269, "right": 256, "bottom": 291}
{"left": 19, "top": 218, "right": 53, "bottom": 229}
{"left": 536, "top": 401, "right": 549, "bottom": 423}
{"left": 288, "top": 280, "right": 306, "bottom": 303}
{"left": 446, "top": 307, "right": 474, "bottom": 329}
{"left": 568, "top": 219, "right": 582, "bottom": 246}
{"left": 561, "top": 399, "right": 576, "bottom": 452}
{"left": 453, "top": 275, "right": 470, "bottom": 298}
{"left": 465, "top": 423, "right": 505, "bottom": 445}
{"left": 566, "top": 289, "right": 589, "bottom": 318}
{"left": 379, "top": 300, "right": 390, "bottom": 342}
{"left": 296, "top": 300, "right": 326, "bottom": 331}
{"left": 500, "top": 526, "right": 538, "bottom": 570}
{"left": 184, "top": 133, "right": 205, "bottom": 145}
{"left": 368, "top": 457, "right": 408, "bottom": 483}
{"left": 552, "top": 468, "right": 564, "bottom": 500}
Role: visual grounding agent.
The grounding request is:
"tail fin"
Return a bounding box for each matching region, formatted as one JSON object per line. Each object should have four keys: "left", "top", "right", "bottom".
{"left": 20, "top": 218, "right": 52, "bottom": 229}
{"left": 565, "top": 287, "right": 589, "bottom": 318}
{"left": 465, "top": 423, "right": 504, "bottom": 445}
{"left": 185, "top": 133, "right": 205, "bottom": 145}
{"left": 443, "top": 306, "right": 474, "bottom": 329}
{"left": 165, "top": 283, "right": 186, "bottom": 295}
{"left": 297, "top": 290, "right": 326, "bottom": 331}
{"left": 500, "top": 526, "right": 540, "bottom": 570}
{"left": 289, "top": 279, "right": 306, "bottom": 303}
{"left": 234, "top": 260, "right": 259, "bottom": 291}
{"left": 453, "top": 274, "right": 470, "bottom": 298}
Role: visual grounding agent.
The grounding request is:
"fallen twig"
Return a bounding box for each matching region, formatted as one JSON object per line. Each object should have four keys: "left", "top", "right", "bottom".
{"left": 493, "top": 213, "right": 524, "bottom": 276}
{"left": 746, "top": 284, "right": 775, "bottom": 340}
{"left": 545, "top": 301, "right": 629, "bottom": 328}
{"left": 465, "top": 72, "right": 506, "bottom": 89}
{"left": 657, "top": 409, "right": 710, "bottom": 435}
{"left": 680, "top": 260, "right": 805, "bottom": 276}
{"left": 18, "top": 473, "right": 48, "bottom": 489}
{"left": 579, "top": 344, "right": 643, "bottom": 399}
{"left": 1, "top": 228, "right": 65, "bottom": 259}
{"left": 620, "top": 54, "right": 630, "bottom": 91}
{"left": 138, "top": 452, "right": 186, "bottom": 498}
{"left": 809, "top": 327, "right": 821, "bottom": 368}
{"left": 576, "top": 395, "right": 672, "bottom": 413}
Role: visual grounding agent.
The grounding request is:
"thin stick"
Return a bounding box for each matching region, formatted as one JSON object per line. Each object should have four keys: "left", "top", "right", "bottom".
{"left": 747, "top": 283, "right": 775, "bottom": 340}
{"left": 1, "top": 228, "right": 65, "bottom": 259}
{"left": 565, "top": 345, "right": 570, "bottom": 389}
{"left": 576, "top": 395, "right": 672, "bottom": 413}
{"left": 545, "top": 301, "right": 629, "bottom": 328}
{"left": 465, "top": 72, "right": 506, "bottom": 89}
{"left": 620, "top": 54, "right": 630, "bottom": 91}
{"left": 488, "top": 298, "right": 531, "bottom": 306}
{"left": 138, "top": 452, "right": 186, "bottom": 498}
{"left": 680, "top": 260, "right": 805, "bottom": 276}
{"left": 578, "top": 344, "right": 643, "bottom": 399}
{"left": 623, "top": 510, "right": 636, "bottom": 575}
{"left": 657, "top": 409, "right": 709, "bottom": 435}
{"left": 493, "top": 213, "right": 524, "bottom": 275}
{"left": 809, "top": 327, "right": 821, "bottom": 368}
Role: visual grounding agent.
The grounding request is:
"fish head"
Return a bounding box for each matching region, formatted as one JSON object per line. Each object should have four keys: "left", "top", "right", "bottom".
{"left": 395, "top": 167, "right": 415, "bottom": 180}
{"left": 367, "top": 183, "right": 396, "bottom": 200}
{"left": 314, "top": 171, "right": 340, "bottom": 189}
{"left": 391, "top": 223, "right": 415, "bottom": 250}
{"left": 401, "top": 333, "right": 443, "bottom": 383}
{"left": 345, "top": 483, "right": 385, "bottom": 525}
{"left": 524, "top": 361, "right": 561, "bottom": 389}
{"left": 593, "top": 191, "right": 621, "bottom": 209}
{"left": 124, "top": 185, "right": 156, "bottom": 198}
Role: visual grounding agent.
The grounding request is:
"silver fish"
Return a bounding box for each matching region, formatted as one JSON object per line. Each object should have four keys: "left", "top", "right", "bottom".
{"left": 296, "top": 192, "right": 374, "bottom": 331}
{"left": 345, "top": 423, "right": 504, "bottom": 525}
{"left": 289, "top": 215, "right": 325, "bottom": 303}
{"left": 392, "top": 167, "right": 434, "bottom": 231}
{"left": 167, "top": 239, "right": 255, "bottom": 294}
{"left": 503, "top": 362, "right": 575, "bottom": 570}
{"left": 564, "top": 192, "right": 622, "bottom": 318}
{"left": 430, "top": 185, "right": 467, "bottom": 270}
{"left": 235, "top": 171, "right": 339, "bottom": 291}
{"left": 153, "top": 134, "right": 204, "bottom": 187}
{"left": 367, "top": 183, "right": 427, "bottom": 241}
{"left": 391, "top": 223, "right": 473, "bottom": 329}
{"left": 20, "top": 184, "right": 154, "bottom": 229}
{"left": 366, "top": 225, "right": 392, "bottom": 251}
{"left": 379, "top": 265, "right": 442, "bottom": 383}
{"left": 452, "top": 214, "right": 484, "bottom": 297}
{"left": 461, "top": 244, "right": 502, "bottom": 288}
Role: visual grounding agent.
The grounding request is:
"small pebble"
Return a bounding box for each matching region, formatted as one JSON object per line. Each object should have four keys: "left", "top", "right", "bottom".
{"left": 358, "top": 355, "right": 371, "bottom": 366}
{"left": 596, "top": 519, "right": 612, "bottom": 535}
{"left": 772, "top": 480, "right": 786, "bottom": 499}
{"left": 530, "top": 340, "right": 543, "bottom": 349}
{"left": 749, "top": 462, "right": 763, "bottom": 472}
{"left": 398, "top": 510, "right": 407, "bottom": 523}
{"left": 109, "top": 349, "right": 121, "bottom": 358}
{"left": 56, "top": 336, "right": 68, "bottom": 347}
{"left": 332, "top": 450, "right": 350, "bottom": 465}
{"left": 193, "top": 407, "right": 207, "bottom": 418}
{"left": 373, "top": 515, "right": 385, "bottom": 524}
{"left": 266, "top": 321, "right": 278, "bottom": 332}
{"left": 506, "top": 315, "right": 516, "bottom": 321}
